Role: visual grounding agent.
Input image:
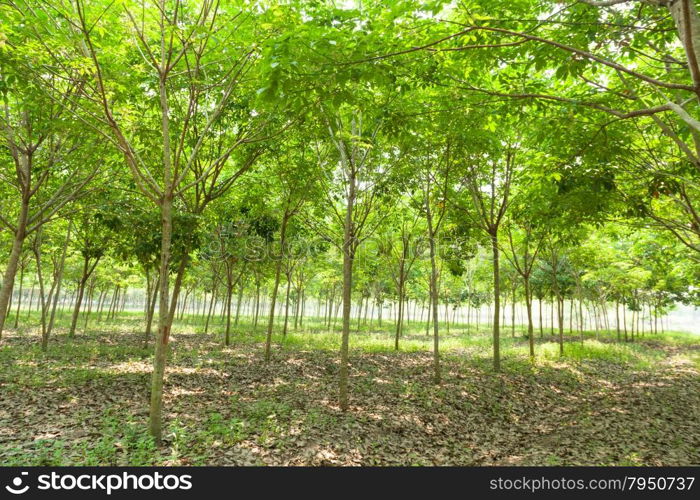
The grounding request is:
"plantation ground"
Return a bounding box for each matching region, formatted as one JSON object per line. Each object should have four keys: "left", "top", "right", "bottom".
{"left": 1, "top": 314, "right": 699, "bottom": 466}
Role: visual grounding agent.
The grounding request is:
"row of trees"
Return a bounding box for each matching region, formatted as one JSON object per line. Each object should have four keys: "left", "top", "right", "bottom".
{"left": 2, "top": 218, "right": 683, "bottom": 338}
{"left": 2, "top": 0, "right": 700, "bottom": 439}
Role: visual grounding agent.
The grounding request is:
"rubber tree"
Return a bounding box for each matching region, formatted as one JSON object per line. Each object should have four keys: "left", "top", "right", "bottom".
{"left": 377, "top": 210, "right": 422, "bottom": 351}
{"left": 457, "top": 126, "right": 517, "bottom": 372}
{"left": 67, "top": 202, "right": 119, "bottom": 337}
{"left": 420, "top": 149, "right": 453, "bottom": 385}
{"left": 315, "top": 106, "right": 392, "bottom": 411}
{"left": 264, "top": 145, "right": 316, "bottom": 361}
{"left": 57, "top": 0, "right": 281, "bottom": 441}
{"left": 431, "top": 0, "right": 700, "bottom": 257}
{"left": 503, "top": 221, "right": 544, "bottom": 358}
{"left": 0, "top": 37, "right": 102, "bottom": 337}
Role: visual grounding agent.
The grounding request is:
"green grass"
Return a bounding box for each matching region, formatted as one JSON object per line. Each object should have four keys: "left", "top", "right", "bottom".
{"left": 3, "top": 307, "right": 697, "bottom": 374}
{"left": 538, "top": 339, "right": 665, "bottom": 369}
{"left": 1, "top": 409, "right": 160, "bottom": 466}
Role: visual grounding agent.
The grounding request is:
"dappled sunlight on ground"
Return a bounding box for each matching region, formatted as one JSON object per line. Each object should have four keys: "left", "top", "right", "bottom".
{"left": 0, "top": 326, "right": 699, "bottom": 466}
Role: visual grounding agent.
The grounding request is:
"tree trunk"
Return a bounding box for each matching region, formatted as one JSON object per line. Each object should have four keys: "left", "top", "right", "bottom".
{"left": 225, "top": 275, "right": 234, "bottom": 346}
{"left": 83, "top": 279, "right": 96, "bottom": 330}
{"left": 550, "top": 298, "right": 554, "bottom": 335}
{"left": 669, "top": 0, "right": 700, "bottom": 91}
{"left": 69, "top": 273, "right": 87, "bottom": 337}
{"left": 13, "top": 263, "right": 25, "bottom": 329}
{"left": 569, "top": 299, "right": 573, "bottom": 335}
{"left": 557, "top": 297, "right": 564, "bottom": 356}
{"left": 44, "top": 223, "right": 72, "bottom": 349}
{"left": 143, "top": 276, "right": 159, "bottom": 348}
{"left": 283, "top": 274, "right": 291, "bottom": 337}
{"left": 0, "top": 196, "right": 29, "bottom": 337}
{"left": 265, "top": 213, "right": 289, "bottom": 361}
{"left": 338, "top": 158, "right": 357, "bottom": 412}
{"left": 234, "top": 279, "right": 244, "bottom": 326}
{"left": 69, "top": 255, "right": 100, "bottom": 337}
{"left": 148, "top": 187, "right": 174, "bottom": 442}
{"left": 204, "top": 288, "right": 216, "bottom": 334}
{"left": 253, "top": 281, "right": 261, "bottom": 330}
{"left": 525, "top": 278, "right": 534, "bottom": 358}
{"left": 294, "top": 286, "right": 301, "bottom": 330}
{"left": 25, "top": 286, "right": 35, "bottom": 320}
{"left": 394, "top": 277, "right": 404, "bottom": 351}
{"left": 96, "top": 289, "right": 106, "bottom": 323}
{"left": 338, "top": 236, "right": 355, "bottom": 410}
{"left": 426, "top": 203, "right": 441, "bottom": 384}
{"left": 491, "top": 232, "right": 501, "bottom": 372}
{"left": 33, "top": 238, "right": 48, "bottom": 343}
{"left": 511, "top": 286, "right": 516, "bottom": 338}
{"left": 425, "top": 297, "right": 430, "bottom": 336}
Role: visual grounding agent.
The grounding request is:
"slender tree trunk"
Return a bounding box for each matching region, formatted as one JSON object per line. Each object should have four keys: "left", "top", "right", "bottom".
{"left": 120, "top": 287, "right": 128, "bottom": 313}
{"left": 108, "top": 286, "right": 119, "bottom": 320}
{"left": 293, "top": 288, "right": 300, "bottom": 330}
{"left": 69, "top": 255, "right": 100, "bottom": 337}
{"left": 69, "top": 274, "right": 87, "bottom": 337}
{"left": 13, "top": 263, "right": 24, "bottom": 329}
{"left": 446, "top": 301, "right": 451, "bottom": 334}
{"left": 234, "top": 279, "right": 244, "bottom": 326}
{"left": 5, "top": 280, "right": 13, "bottom": 320}
{"left": 148, "top": 180, "right": 174, "bottom": 442}
{"left": 426, "top": 204, "right": 441, "bottom": 384}
{"left": 550, "top": 298, "right": 554, "bottom": 335}
{"left": 511, "top": 286, "right": 516, "bottom": 338}
{"left": 425, "top": 297, "right": 430, "bottom": 336}
{"left": 569, "top": 299, "right": 573, "bottom": 335}
{"left": 502, "top": 294, "right": 506, "bottom": 332}
{"left": 25, "top": 286, "right": 35, "bottom": 320}
{"left": 253, "top": 281, "right": 261, "bottom": 330}
{"left": 283, "top": 274, "right": 291, "bottom": 337}
{"left": 338, "top": 232, "right": 355, "bottom": 410}
{"left": 525, "top": 278, "right": 534, "bottom": 358}
{"left": 225, "top": 274, "right": 234, "bottom": 346}
{"left": 557, "top": 297, "right": 564, "bottom": 356}
{"left": 394, "top": 278, "right": 404, "bottom": 351}
{"left": 204, "top": 287, "right": 216, "bottom": 334}
{"left": 83, "top": 279, "right": 96, "bottom": 330}
{"left": 143, "top": 276, "right": 159, "bottom": 348}
{"left": 33, "top": 238, "right": 48, "bottom": 343}
{"left": 491, "top": 232, "right": 501, "bottom": 372}
{"left": 178, "top": 288, "right": 190, "bottom": 320}
{"left": 0, "top": 196, "right": 29, "bottom": 337}
{"left": 631, "top": 307, "right": 636, "bottom": 342}
{"left": 265, "top": 214, "right": 289, "bottom": 361}
{"left": 465, "top": 302, "right": 470, "bottom": 334}
{"left": 96, "top": 289, "right": 106, "bottom": 323}
{"left": 44, "top": 223, "right": 72, "bottom": 349}
{"left": 333, "top": 298, "right": 341, "bottom": 331}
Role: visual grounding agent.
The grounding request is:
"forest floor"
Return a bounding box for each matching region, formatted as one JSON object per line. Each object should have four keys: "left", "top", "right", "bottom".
{"left": 1, "top": 314, "right": 699, "bottom": 466}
